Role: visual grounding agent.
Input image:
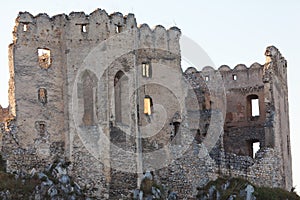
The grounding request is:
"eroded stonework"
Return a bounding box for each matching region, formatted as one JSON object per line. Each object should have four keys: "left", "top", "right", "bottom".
{"left": 0, "top": 8, "right": 292, "bottom": 199}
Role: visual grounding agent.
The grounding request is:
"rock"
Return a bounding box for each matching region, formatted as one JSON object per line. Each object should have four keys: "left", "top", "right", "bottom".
{"left": 69, "top": 195, "right": 76, "bottom": 200}
{"left": 140, "top": 171, "right": 154, "bottom": 195}
{"left": 38, "top": 172, "right": 48, "bottom": 180}
{"left": 30, "top": 168, "right": 37, "bottom": 177}
{"left": 208, "top": 185, "right": 216, "bottom": 197}
{"left": 241, "top": 184, "right": 255, "bottom": 200}
{"left": 48, "top": 186, "right": 58, "bottom": 197}
{"left": 222, "top": 180, "right": 230, "bottom": 191}
{"left": 42, "top": 178, "right": 53, "bottom": 186}
{"left": 167, "top": 191, "right": 178, "bottom": 200}
{"left": 133, "top": 189, "right": 140, "bottom": 199}
{"left": 139, "top": 190, "right": 143, "bottom": 200}
{"left": 74, "top": 182, "right": 82, "bottom": 195}
{"left": 151, "top": 186, "right": 161, "bottom": 199}
{"left": 53, "top": 163, "right": 67, "bottom": 178}
{"left": 60, "top": 184, "right": 71, "bottom": 194}
{"left": 59, "top": 174, "right": 70, "bottom": 184}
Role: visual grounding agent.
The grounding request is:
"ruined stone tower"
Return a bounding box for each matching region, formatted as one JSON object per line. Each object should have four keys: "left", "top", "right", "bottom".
{"left": 0, "top": 8, "right": 292, "bottom": 199}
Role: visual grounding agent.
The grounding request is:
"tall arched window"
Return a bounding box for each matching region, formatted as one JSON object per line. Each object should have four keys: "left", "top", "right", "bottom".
{"left": 81, "top": 70, "right": 98, "bottom": 126}
{"left": 114, "top": 71, "right": 129, "bottom": 124}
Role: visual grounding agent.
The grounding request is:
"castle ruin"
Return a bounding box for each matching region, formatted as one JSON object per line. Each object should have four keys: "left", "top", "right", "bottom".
{"left": 0, "top": 9, "right": 292, "bottom": 199}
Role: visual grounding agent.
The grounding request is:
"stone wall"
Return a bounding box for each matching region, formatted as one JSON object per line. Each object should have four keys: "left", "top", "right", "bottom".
{"left": 0, "top": 8, "right": 293, "bottom": 199}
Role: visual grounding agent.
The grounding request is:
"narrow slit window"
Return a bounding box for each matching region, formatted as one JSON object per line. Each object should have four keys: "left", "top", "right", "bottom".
{"left": 38, "top": 48, "right": 51, "bottom": 69}
{"left": 233, "top": 74, "right": 237, "bottom": 80}
{"left": 144, "top": 96, "right": 153, "bottom": 115}
{"left": 142, "top": 63, "right": 151, "bottom": 78}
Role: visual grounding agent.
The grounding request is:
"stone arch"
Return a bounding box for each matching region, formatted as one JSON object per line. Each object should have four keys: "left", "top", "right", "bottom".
{"left": 81, "top": 70, "right": 98, "bottom": 126}
{"left": 114, "top": 70, "right": 129, "bottom": 125}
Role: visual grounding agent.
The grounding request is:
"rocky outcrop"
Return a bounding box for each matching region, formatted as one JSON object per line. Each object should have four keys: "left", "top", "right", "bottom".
{"left": 0, "top": 158, "right": 89, "bottom": 200}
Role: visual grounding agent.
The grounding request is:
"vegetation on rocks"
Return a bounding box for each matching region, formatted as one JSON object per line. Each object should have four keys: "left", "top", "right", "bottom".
{"left": 197, "top": 177, "right": 300, "bottom": 200}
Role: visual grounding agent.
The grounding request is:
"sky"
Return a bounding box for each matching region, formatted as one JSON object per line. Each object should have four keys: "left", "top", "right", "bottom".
{"left": 0, "top": 0, "right": 299, "bottom": 194}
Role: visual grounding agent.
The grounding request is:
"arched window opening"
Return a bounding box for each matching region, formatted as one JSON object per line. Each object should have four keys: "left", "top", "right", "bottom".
{"left": 81, "top": 70, "right": 98, "bottom": 126}
{"left": 247, "top": 94, "right": 260, "bottom": 120}
{"left": 114, "top": 71, "right": 129, "bottom": 124}
{"left": 170, "top": 112, "right": 181, "bottom": 140}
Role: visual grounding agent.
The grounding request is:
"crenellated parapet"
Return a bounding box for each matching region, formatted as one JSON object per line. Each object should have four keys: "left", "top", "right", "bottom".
{"left": 14, "top": 9, "right": 181, "bottom": 54}
{"left": 4, "top": 6, "right": 292, "bottom": 195}
{"left": 184, "top": 61, "right": 264, "bottom": 89}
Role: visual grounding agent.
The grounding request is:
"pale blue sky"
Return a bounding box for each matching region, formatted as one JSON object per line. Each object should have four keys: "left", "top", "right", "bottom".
{"left": 0, "top": 0, "right": 299, "bottom": 193}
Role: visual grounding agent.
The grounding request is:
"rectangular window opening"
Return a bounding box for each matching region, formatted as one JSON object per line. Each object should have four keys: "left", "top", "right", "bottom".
{"left": 116, "top": 25, "right": 122, "bottom": 33}
{"left": 38, "top": 48, "right": 51, "bottom": 68}
{"left": 205, "top": 76, "right": 209, "bottom": 82}
{"left": 144, "top": 97, "right": 152, "bottom": 115}
{"left": 142, "top": 63, "right": 151, "bottom": 77}
{"left": 82, "top": 25, "right": 87, "bottom": 33}
{"left": 252, "top": 141, "right": 260, "bottom": 158}
{"left": 251, "top": 98, "right": 260, "bottom": 117}
{"left": 233, "top": 74, "right": 237, "bottom": 80}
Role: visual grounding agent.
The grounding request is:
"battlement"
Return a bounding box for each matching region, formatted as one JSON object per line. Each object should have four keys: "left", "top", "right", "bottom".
{"left": 1, "top": 8, "right": 293, "bottom": 198}
{"left": 14, "top": 9, "right": 181, "bottom": 53}
{"left": 184, "top": 62, "right": 263, "bottom": 74}
{"left": 184, "top": 62, "right": 264, "bottom": 87}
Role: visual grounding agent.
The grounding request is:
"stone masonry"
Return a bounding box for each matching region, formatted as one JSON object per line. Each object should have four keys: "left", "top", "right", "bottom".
{"left": 0, "top": 8, "right": 293, "bottom": 199}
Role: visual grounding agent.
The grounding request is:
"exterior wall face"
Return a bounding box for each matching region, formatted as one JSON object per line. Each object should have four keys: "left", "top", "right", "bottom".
{"left": 3, "top": 12, "right": 67, "bottom": 171}
{"left": 263, "top": 46, "right": 292, "bottom": 189}
{"left": 221, "top": 65, "right": 267, "bottom": 156}
{"left": 0, "top": 9, "right": 293, "bottom": 199}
